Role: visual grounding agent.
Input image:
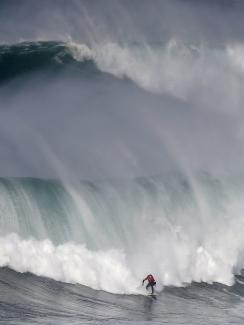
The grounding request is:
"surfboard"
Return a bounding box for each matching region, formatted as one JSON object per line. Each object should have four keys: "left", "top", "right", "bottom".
{"left": 147, "top": 293, "right": 157, "bottom": 299}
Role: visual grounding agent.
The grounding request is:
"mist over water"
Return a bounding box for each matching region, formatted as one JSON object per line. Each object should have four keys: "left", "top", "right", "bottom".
{"left": 1, "top": 3, "right": 244, "bottom": 323}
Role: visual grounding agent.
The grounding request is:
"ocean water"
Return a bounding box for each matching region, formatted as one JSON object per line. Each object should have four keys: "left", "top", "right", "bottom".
{"left": 0, "top": 176, "right": 244, "bottom": 324}
{"left": 1, "top": 0, "right": 244, "bottom": 324}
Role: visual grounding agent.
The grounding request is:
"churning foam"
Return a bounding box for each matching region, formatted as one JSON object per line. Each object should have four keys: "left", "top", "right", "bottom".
{"left": 0, "top": 233, "right": 137, "bottom": 294}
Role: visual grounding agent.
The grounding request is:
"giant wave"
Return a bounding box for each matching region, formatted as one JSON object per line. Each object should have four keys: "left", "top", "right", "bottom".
{"left": 0, "top": 175, "right": 244, "bottom": 294}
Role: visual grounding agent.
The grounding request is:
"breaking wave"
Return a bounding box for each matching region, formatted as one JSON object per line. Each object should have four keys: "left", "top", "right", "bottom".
{"left": 1, "top": 40, "right": 244, "bottom": 105}
{"left": 1, "top": 175, "right": 244, "bottom": 293}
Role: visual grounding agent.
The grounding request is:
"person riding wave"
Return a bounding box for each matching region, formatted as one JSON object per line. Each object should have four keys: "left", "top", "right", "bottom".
{"left": 142, "top": 274, "right": 156, "bottom": 294}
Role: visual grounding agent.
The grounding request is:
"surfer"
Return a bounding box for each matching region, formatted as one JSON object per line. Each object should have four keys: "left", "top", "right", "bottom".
{"left": 142, "top": 274, "right": 156, "bottom": 294}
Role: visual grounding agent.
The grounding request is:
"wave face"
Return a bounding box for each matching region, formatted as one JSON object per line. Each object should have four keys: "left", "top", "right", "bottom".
{"left": 1, "top": 175, "right": 244, "bottom": 294}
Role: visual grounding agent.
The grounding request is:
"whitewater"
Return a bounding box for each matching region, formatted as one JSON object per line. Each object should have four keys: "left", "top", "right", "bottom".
{"left": 2, "top": 0, "right": 244, "bottom": 324}
{"left": 0, "top": 174, "right": 244, "bottom": 294}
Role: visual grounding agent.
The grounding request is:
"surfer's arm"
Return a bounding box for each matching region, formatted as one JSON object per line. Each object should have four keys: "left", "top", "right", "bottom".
{"left": 142, "top": 276, "right": 148, "bottom": 285}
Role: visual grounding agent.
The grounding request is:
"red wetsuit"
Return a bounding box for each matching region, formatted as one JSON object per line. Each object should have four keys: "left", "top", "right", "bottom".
{"left": 144, "top": 274, "right": 156, "bottom": 284}
{"left": 143, "top": 274, "right": 156, "bottom": 294}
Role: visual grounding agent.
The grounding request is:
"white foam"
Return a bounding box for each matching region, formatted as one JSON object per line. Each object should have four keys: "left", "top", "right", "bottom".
{"left": 67, "top": 42, "right": 94, "bottom": 62}
{"left": 0, "top": 233, "right": 138, "bottom": 294}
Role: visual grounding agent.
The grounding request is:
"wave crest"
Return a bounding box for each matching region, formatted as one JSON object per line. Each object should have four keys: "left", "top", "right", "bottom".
{"left": 2, "top": 39, "right": 244, "bottom": 108}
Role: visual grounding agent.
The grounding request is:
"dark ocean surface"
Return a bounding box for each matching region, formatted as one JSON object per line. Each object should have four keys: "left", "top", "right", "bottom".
{"left": 1, "top": 268, "right": 244, "bottom": 325}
